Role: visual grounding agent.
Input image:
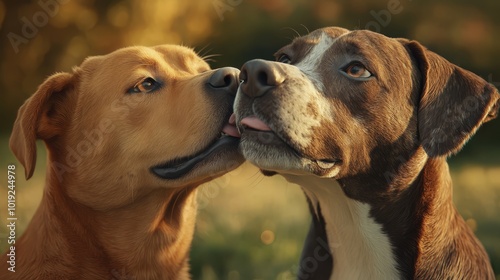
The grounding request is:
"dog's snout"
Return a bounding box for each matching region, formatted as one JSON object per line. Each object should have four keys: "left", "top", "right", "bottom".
{"left": 208, "top": 67, "right": 240, "bottom": 94}
{"left": 240, "top": 59, "right": 285, "bottom": 97}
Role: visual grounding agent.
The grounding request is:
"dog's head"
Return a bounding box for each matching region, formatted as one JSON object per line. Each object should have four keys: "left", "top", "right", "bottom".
{"left": 10, "top": 45, "right": 243, "bottom": 209}
{"left": 235, "top": 27, "right": 499, "bottom": 180}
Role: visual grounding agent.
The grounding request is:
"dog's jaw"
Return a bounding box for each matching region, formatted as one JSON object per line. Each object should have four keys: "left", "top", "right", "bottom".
{"left": 238, "top": 131, "right": 341, "bottom": 178}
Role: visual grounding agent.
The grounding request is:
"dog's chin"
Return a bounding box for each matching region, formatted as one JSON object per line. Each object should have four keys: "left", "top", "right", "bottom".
{"left": 240, "top": 130, "right": 341, "bottom": 178}
{"left": 151, "top": 135, "right": 243, "bottom": 183}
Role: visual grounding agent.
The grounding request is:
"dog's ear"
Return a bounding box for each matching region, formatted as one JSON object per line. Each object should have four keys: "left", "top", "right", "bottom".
{"left": 9, "top": 72, "right": 76, "bottom": 179}
{"left": 404, "top": 40, "right": 500, "bottom": 157}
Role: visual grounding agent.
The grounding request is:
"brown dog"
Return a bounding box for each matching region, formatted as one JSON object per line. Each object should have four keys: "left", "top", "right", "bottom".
{"left": 234, "top": 27, "right": 499, "bottom": 279}
{"left": 1, "top": 45, "right": 243, "bottom": 279}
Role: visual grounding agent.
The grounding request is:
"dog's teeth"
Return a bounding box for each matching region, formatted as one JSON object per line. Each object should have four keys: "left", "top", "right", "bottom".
{"left": 316, "top": 160, "right": 335, "bottom": 169}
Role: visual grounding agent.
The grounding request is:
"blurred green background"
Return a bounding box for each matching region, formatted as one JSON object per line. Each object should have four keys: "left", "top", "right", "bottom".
{"left": 0, "top": 0, "right": 499, "bottom": 279}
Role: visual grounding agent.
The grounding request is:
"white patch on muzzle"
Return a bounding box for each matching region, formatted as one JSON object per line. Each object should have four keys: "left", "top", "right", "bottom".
{"left": 276, "top": 32, "right": 344, "bottom": 150}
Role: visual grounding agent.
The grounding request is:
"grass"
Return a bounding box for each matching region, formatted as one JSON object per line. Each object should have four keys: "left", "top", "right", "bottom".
{"left": 1, "top": 136, "right": 499, "bottom": 279}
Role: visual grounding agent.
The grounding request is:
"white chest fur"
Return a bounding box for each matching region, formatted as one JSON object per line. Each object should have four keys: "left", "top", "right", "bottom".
{"left": 285, "top": 175, "right": 400, "bottom": 280}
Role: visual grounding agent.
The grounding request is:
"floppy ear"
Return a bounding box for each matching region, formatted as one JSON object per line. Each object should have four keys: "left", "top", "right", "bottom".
{"left": 9, "top": 72, "right": 76, "bottom": 179}
{"left": 405, "top": 41, "right": 500, "bottom": 157}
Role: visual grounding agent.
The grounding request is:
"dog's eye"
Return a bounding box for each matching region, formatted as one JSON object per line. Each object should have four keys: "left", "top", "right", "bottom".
{"left": 128, "top": 78, "right": 160, "bottom": 94}
{"left": 277, "top": 54, "right": 292, "bottom": 64}
{"left": 342, "top": 62, "right": 372, "bottom": 79}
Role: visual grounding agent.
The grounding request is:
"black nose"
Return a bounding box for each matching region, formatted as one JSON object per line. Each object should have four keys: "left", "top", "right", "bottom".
{"left": 240, "top": 59, "right": 285, "bottom": 97}
{"left": 208, "top": 67, "right": 240, "bottom": 95}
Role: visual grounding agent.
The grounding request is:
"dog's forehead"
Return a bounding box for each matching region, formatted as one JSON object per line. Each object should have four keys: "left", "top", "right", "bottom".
{"left": 279, "top": 27, "right": 345, "bottom": 51}
{"left": 277, "top": 27, "right": 348, "bottom": 61}
{"left": 81, "top": 45, "right": 209, "bottom": 74}
{"left": 282, "top": 29, "right": 410, "bottom": 89}
{"left": 152, "top": 45, "right": 209, "bottom": 67}
{"left": 291, "top": 28, "right": 399, "bottom": 63}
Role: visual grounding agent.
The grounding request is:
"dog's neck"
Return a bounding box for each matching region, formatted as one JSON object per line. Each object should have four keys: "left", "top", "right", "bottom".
{"left": 286, "top": 174, "right": 400, "bottom": 280}
{"left": 14, "top": 169, "right": 197, "bottom": 280}
{"left": 286, "top": 155, "right": 493, "bottom": 280}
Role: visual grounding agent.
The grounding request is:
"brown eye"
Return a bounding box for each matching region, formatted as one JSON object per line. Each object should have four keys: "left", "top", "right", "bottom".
{"left": 277, "top": 54, "right": 292, "bottom": 64}
{"left": 128, "top": 77, "right": 160, "bottom": 94}
{"left": 343, "top": 62, "right": 372, "bottom": 79}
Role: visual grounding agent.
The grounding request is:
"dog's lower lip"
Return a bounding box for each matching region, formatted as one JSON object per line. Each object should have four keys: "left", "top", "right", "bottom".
{"left": 151, "top": 135, "right": 239, "bottom": 180}
{"left": 241, "top": 128, "right": 284, "bottom": 144}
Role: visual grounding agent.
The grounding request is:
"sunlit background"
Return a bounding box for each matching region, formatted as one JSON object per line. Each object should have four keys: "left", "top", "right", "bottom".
{"left": 1, "top": 0, "right": 499, "bottom": 279}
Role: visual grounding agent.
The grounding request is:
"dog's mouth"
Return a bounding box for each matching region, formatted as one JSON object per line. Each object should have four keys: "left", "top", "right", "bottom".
{"left": 237, "top": 114, "right": 341, "bottom": 176}
{"left": 151, "top": 116, "right": 241, "bottom": 180}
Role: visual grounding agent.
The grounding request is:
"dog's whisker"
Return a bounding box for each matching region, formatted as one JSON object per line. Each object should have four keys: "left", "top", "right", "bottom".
{"left": 201, "top": 53, "right": 221, "bottom": 63}
{"left": 168, "top": 187, "right": 187, "bottom": 222}
{"left": 245, "top": 170, "right": 266, "bottom": 189}
{"left": 128, "top": 184, "right": 133, "bottom": 202}
{"left": 281, "top": 27, "right": 302, "bottom": 40}
{"left": 196, "top": 43, "right": 213, "bottom": 59}
{"left": 300, "top": 24, "right": 310, "bottom": 35}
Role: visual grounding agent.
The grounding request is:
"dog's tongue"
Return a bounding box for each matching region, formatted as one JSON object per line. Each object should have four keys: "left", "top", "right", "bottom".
{"left": 240, "top": 115, "right": 272, "bottom": 131}
{"left": 222, "top": 114, "right": 241, "bottom": 137}
{"left": 223, "top": 114, "right": 272, "bottom": 136}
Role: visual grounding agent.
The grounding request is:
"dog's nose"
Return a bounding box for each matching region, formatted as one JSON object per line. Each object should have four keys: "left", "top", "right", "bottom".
{"left": 208, "top": 67, "right": 240, "bottom": 95}
{"left": 240, "top": 59, "right": 285, "bottom": 97}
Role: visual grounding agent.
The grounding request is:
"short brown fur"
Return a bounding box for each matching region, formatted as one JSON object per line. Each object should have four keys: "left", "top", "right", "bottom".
{"left": 1, "top": 45, "right": 242, "bottom": 279}
{"left": 236, "top": 27, "right": 499, "bottom": 279}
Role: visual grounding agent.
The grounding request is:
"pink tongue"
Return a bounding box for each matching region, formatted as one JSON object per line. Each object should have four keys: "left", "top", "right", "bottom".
{"left": 222, "top": 123, "right": 241, "bottom": 137}
{"left": 240, "top": 116, "right": 272, "bottom": 131}
{"left": 222, "top": 113, "right": 241, "bottom": 137}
